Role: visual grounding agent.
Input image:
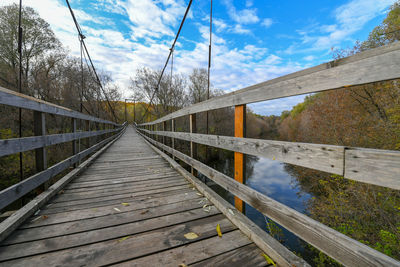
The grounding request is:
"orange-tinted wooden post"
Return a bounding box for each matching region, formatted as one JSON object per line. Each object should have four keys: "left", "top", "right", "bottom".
{"left": 234, "top": 104, "right": 246, "bottom": 213}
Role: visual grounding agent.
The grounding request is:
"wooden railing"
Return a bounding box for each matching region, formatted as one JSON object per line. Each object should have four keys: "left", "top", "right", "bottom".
{"left": 0, "top": 86, "right": 126, "bottom": 211}
{"left": 137, "top": 41, "right": 400, "bottom": 266}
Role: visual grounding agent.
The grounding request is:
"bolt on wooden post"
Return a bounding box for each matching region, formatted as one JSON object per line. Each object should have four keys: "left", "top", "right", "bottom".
{"left": 234, "top": 104, "right": 246, "bottom": 213}
{"left": 190, "top": 114, "right": 197, "bottom": 176}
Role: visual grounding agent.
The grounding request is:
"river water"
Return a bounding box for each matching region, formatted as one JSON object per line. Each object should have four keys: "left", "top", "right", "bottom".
{"left": 205, "top": 154, "right": 314, "bottom": 258}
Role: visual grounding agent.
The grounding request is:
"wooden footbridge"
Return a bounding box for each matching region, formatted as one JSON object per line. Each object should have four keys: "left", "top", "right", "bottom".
{"left": 0, "top": 42, "right": 400, "bottom": 266}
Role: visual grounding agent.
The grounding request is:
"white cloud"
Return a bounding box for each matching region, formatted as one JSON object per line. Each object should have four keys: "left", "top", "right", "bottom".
{"left": 261, "top": 18, "right": 273, "bottom": 28}
{"left": 287, "top": 0, "right": 396, "bottom": 53}
{"left": 231, "top": 24, "right": 252, "bottom": 35}
{"left": 222, "top": 0, "right": 259, "bottom": 24}
{"left": 0, "top": 0, "right": 306, "bottom": 112}
{"left": 123, "top": 0, "right": 186, "bottom": 40}
{"left": 303, "top": 55, "right": 315, "bottom": 61}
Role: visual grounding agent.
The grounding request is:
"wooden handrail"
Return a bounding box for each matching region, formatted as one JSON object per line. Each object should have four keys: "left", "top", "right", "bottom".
{"left": 0, "top": 86, "right": 120, "bottom": 126}
{"left": 138, "top": 129, "right": 400, "bottom": 190}
{"left": 137, "top": 130, "right": 400, "bottom": 267}
{"left": 0, "top": 128, "right": 122, "bottom": 157}
{"left": 0, "top": 125, "right": 127, "bottom": 210}
{"left": 140, "top": 41, "right": 400, "bottom": 126}
{"left": 0, "top": 85, "right": 127, "bottom": 210}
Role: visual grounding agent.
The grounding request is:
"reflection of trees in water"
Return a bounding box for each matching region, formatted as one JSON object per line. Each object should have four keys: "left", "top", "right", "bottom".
{"left": 201, "top": 151, "right": 258, "bottom": 206}
{"left": 284, "top": 164, "right": 400, "bottom": 263}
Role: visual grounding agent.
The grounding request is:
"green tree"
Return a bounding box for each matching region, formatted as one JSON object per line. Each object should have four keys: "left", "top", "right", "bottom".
{"left": 0, "top": 4, "right": 61, "bottom": 91}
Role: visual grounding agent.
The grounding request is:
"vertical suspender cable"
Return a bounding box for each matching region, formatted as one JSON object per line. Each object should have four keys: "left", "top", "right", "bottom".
{"left": 80, "top": 38, "right": 84, "bottom": 113}
{"left": 139, "top": 0, "right": 193, "bottom": 123}
{"left": 206, "top": 0, "right": 213, "bottom": 135}
{"left": 206, "top": 0, "right": 213, "bottom": 165}
{"left": 170, "top": 48, "right": 174, "bottom": 113}
{"left": 65, "top": 0, "right": 119, "bottom": 123}
{"left": 18, "top": 0, "right": 23, "bottom": 182}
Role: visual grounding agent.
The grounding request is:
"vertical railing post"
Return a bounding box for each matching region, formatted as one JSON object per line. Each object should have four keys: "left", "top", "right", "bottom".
{"left": 172, "top": 119, "right": 175, "bottom": 160}
{"left": 163, "top": 121, "right": 166, "bottom": 152}
{"left": 33, "top": 111, "right": 47, "bottom": 189}
{"left": 190, "top": 114, "right": 197, "bottom": 176}
{"left": 72, "top": 118, "right": 77, "bottom": 167}
{"left": 86, "top": 121, "right": 91, "bottom": 149}
{"left": 234, "top": 104, "right": 246, "bottom": 213}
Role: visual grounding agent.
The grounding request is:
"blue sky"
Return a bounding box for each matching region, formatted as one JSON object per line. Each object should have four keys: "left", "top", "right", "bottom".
{"left": 1, "top": 0, "right": 397, "bottom": 115}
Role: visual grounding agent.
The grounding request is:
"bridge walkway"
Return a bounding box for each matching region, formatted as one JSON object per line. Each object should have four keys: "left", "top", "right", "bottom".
{"left": 0, "top": 126, "right": 268, "bottom": 266}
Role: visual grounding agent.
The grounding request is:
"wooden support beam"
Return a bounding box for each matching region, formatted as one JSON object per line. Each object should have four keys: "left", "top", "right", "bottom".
{"left": 163, "top": 121, "right": 167, "bottom": 152}
{"left": 33, "top": 111, "right": 47, "bottom": 173}
{"left": 72, "top": 118, "right": 77, "bottom": 167}
{"left": 234, "top": 105, "right": 246, "bottom": 213}
{"left": 172, "top": 119, "right": 175, "bottom": 160}
{"left": 86, "top": 121, "right": 91, "bottom": 149}
{"left": 34, "top": 111, "right": 47, "bottom": 190}
{"left": 190, "top": 114, "right": 197, "bottom": 176}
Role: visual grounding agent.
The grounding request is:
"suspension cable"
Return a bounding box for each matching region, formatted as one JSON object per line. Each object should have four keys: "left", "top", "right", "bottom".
{"left": 139, "top": 0, "right": 193, "bottom": 123}
{"left": 206, "top": 0, "right": 213, "bottom": 135}
{"left": 18, "top": 0, "right": 23, "bottom": 182}
{"left": 65, "top": 0, "right": 119, "bottom": 123}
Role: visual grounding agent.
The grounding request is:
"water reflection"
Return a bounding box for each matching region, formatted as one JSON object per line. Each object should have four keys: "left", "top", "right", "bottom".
{"left": 206, "top": 154, "right": 313, "bottom": 257}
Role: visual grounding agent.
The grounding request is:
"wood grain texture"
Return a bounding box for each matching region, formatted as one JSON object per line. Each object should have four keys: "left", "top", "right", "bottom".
{"left": 143, "top": 135, "right": 309, "bottom": 267}
{"left": 0, "top": 126, "right": 125, "bottom": 243}
{"left": 1, "top": 216, "right": 235, "bottom": 266}
{"left": 234, "top": 105, "right": 245, "bottom": 212}
{"left": 0, "top": 128, "right": 125, "bottom": 211}
{"left": 140, "top": 41, "right": 400, "bottom": 125}
{"left": 141, "top": 129, "right": 400, "bottom": 189}
{"left": 0, "top": 128, "right": 120, "bottom": 157}
{"left": 345, "top": 148, "right": 400, "bottom": 189}
{"left": 140, "top": 132, "right": 400, "bottom": 267}
{"left": 2, "top": 197, "right": 211, "bottom": 245}
{"left": 0, "top": 207, "right": 221, "bottom": 261}
{"left": 0, "top": 86, "right": 119, "bottom": 125}
{"left": 139, "top": 129, "right": 344, "bottom": 174}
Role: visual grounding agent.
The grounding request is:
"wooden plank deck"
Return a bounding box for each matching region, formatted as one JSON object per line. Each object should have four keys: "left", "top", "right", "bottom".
{"left": 0, "top": 126, "right": 269, "bottom": 266}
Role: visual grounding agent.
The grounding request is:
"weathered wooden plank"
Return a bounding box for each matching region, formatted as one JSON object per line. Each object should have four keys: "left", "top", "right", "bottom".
{"left": 141, "top": 133, "right": 400, "bottom": 267}
{"left": 54, "top": 179, "right": 187, "bottom": 202}
{"left": 0, "top": 130, "right": 124, "bottom": 211}
{"left": 0, "top": 215, "right": 234, "bottom": 266}
{"left": 190, "top": 243, "right": 267, "bottom": 267}
{"left": 64, "top": 173, "right": 180, "bottom": 190}
{"left": 0, "top": 207, "right": 220, "bottom": 261}
{"left": 42, "top": 187, "right": 193, "bottom": 214}
{"left": 62, "top": 176, "right": 183, "bottom": 193}
{"left": 144, "top": 134, "right": 309, "bottom": 267}
{"left": 73, "top": 170, "right": 176, "bottom": 183}
{"left": 93, "top": 156, "right": 160, "bottom": 164}
{"left": 2, "top": 197, "right": 210, "bottom": 245}
{"left": 0, "top": 86, "right": 119, "bottom": 126}
{"left": 45, "top": 184, "right": 191, "bottom": 211}
{"left": 0, "top": 127, "right": 124, "bottom": 243}
{"left": 0, "top": 128, "right": 120, "bottom": 157}
{"left": 115, "top": 231, "right": 253, "bottom": 267}
{"left": 345, "top": 148, "right": 400, "bottom": 190}
{"left": 141, "top": 129, "right": 344, "bottom": 174}
{"left": 140, "top": 42, "right": 400, "bottom": 125}
{"left": 25, "top": 191, "right": 201, "bottom": 227}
